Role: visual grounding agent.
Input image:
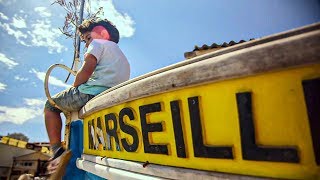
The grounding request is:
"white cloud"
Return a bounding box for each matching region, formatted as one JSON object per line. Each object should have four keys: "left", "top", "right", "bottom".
{"left": 0, "top": 12, "right": 9, "bottom": 20}
{"left": 14, "top": 75, "right": 29, "bottom": 81}
{"left": 31, "top": 82, "right": 37, "bottom": 87}
{"left": 0, "top": 98, "right": 45, "bottom": 124}
{"left": 0, "top": 53, "right": 19, "bottom": 69}
{"left": 30, "top": 68, "right": 71, "bottom": 88}
{"left": 0, "top": 0, "right": 16, "bottom": 6}
{"left": 0, "top": 82, "right": 7, "bottom": 92}
{"left": 0, "top": 12, "right": 67, "bottom": 54}
{"left": 24, "top": 98, "right": 46, "bottom": 106}
{"left": 91, "top": 0, "right": 135, "bottom": 38}
{"left": 0, "top": 21, "right": 28, "bottom": 44}
{"left": 34, "top": 7, "right": 51, "bottom": 18}
{"left": 0, "top": 106, "right": 42, "bottom": 124}
{"left": 28, "top": 20, "right": 67, "bottom": 53}
{"left": 12, "top": 15, "right": 27, "bottom": 29}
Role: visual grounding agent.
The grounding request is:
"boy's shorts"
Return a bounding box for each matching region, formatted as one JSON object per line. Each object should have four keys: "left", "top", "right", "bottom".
{"left": 45, "top": 86, "right": 95, "bottom": 113}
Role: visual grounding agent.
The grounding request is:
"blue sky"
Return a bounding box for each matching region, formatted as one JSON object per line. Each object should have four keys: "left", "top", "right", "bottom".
{"left": 0, "top": 0, "right": 319, "bottom": 142}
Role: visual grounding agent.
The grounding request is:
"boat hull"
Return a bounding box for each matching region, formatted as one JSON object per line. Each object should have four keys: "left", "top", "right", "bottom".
{"left": 77, "top": 23, "right": 320, "bottom": 179}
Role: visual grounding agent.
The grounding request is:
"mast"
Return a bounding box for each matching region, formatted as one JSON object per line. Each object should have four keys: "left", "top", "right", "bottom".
{"left": 65, "top": 0, "right": 85, "bottom": 82}
{"left": 74, "top": 0, "right": 85, "bottom": 72}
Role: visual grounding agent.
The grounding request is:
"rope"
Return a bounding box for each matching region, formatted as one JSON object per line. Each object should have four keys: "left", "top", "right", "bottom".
{"left": 44, "top": 64, "right": 76, "bottom": 112}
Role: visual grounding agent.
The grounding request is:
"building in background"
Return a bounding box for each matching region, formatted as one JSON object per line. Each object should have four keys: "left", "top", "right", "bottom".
{"left": 0, "top": 136, "right": 51, "bottom": 180}
{"left": 9, "top": 152, "right": 50, "bottom": 180}
{"left": 0, "top": 143, "right": 35, "bottom": 180}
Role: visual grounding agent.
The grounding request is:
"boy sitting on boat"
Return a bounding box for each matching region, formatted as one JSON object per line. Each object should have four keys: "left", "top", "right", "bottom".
{"left": 44, "top": 18, "right": 130, "bottom": 174}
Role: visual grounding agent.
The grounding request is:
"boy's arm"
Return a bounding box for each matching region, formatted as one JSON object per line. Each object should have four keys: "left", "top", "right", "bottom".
{"left": 72, "top": 54, "right": 97, "bottom": 87}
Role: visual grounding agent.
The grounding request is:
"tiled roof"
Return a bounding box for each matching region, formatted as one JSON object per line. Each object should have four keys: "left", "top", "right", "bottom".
{"left": 184, "top": 39, "right": 254, "bottom": 59}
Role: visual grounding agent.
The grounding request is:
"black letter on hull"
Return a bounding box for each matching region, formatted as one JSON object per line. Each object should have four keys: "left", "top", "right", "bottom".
{"left": 88, "top": 119, "right": 95, "bottom": 150}
{"left": 97, "top": 117, "right": 106, "bottom": 150}
{"left": 236, "top": 92, "right": 299, "bottom": 163}
{"left": 105, "top": 113, "right": 121, "bottom": 151}
{"left": 119, "top": 108, "right": 139, "bottom": 152}
{"left": 139, "top": 103, "right": 168, "bottom": 155}
{"left": 302, "top": 78, "right": 320, "bottom": 165}
{"left": 170, "top": 100, "right": 187, "bottom": 158}
{"left": 188, "top": 97, "right": 233, "bottom": 159}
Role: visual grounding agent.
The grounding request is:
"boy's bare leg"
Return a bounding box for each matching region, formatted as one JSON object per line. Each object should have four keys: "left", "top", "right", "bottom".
{"left": 44, "top": 109, "right": 62, "bottom": 147}
{"left": 44, "top": 108, "right": 69, "bottom": 176}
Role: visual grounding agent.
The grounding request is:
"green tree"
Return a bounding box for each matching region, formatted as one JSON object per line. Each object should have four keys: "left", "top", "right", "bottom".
{"left": 7, "top": 133, "right": 29, "bottom": 142}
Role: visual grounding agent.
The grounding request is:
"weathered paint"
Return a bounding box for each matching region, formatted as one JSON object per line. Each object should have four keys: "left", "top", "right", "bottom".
{"left": 83, "top": 64, "right": 320, "bottom": 179}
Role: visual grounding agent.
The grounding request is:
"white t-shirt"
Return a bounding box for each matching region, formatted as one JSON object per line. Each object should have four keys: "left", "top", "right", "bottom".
{"left": 78, "top": 39, "right": 130, "bottom": 95}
